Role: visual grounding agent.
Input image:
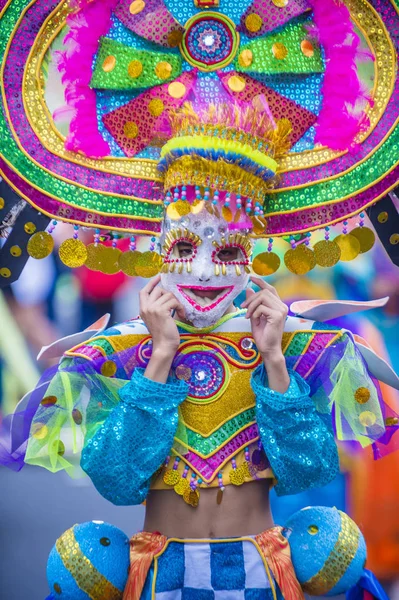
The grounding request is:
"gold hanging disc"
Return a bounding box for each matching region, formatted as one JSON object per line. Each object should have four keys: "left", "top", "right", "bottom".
{"left": 221, "top": 205, "right": 233, "bottom": 222}
{"left": 59, "top": 238, "right": 87, "bottom": 268}
{"left": 27, "top": 231, "right": 54, "bottom": 259}
{"left": 134, "top": 251, "right": 163, "bottom": 278}
{"left": 100, "top": 247, "right": 122, "bottom": 275}
{"left": 118, "top": 250, "right": 142, "bottom": 276}
{"left": 174, "top": 478, "right": 190, "bottom": 495}
{"left": 183, "top": 488, "right": 199, "bottom": 507}
{"left": 350, "top": 227, "right": 375, "bottom": 253}
{"left": 175, "top": 200, "right": 192, "bottom": 217}
{"left": 167, "top": 201, "right": 191, "bottom": 220}
{"left": 252, "top": 251, "right": 280, "bottom": 276}
{"left": 85, "top": 243, "right": 105, "bottom": 271}
{"left": 334, "top": 233, "right": 360, "bottom": 261}
{"left": 251, "top": 215, "right": 268, "bottom": 235}
{"left": 313, "top": 239, "right": 341, "bottom": 268}
{"left": 163, "top": 469, "right": 180, "bottom": 486}
{"left": 284, "top": 245, "right": 316, "bottom": 275}
{"left": 191, "top": 199, "right": 204, "bottom": 214}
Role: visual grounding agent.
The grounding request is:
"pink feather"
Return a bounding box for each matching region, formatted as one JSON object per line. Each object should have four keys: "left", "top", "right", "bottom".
{"left": 309, "top": 0, "right": 374, "bottom": 151}
{"left": 55, "top": 0, "right": 119, "bottom": 157}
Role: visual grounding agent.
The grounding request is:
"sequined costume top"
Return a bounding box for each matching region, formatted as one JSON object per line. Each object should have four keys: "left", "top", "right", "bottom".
{"left": 24, "top": 310, "right": 389, "bottom": 506}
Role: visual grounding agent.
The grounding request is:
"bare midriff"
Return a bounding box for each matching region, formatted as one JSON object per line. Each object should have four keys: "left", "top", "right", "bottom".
{"left": 144, "top": 479, "right": 274, "bottom": 538}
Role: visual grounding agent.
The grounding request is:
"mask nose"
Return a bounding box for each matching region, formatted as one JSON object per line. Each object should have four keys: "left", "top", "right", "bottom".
{"left": 199, "top": 276, "right": 211, "bottom": 283}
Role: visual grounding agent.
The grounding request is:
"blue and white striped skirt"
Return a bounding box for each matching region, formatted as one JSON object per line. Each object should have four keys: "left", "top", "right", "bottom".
{"left": 140, "top": 536, "right": 284, "bottom": 600}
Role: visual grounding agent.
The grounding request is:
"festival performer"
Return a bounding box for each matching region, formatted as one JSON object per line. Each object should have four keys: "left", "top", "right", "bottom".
{"left": 1, "top": 0, "right": 399, "bottom": 597}
{"left": 6, "top": 104, "right": 397, "bottom": 600}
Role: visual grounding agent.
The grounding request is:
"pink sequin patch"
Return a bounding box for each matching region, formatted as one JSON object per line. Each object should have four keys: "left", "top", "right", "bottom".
{"left": 218, "top": 70, "right": 317, "bottom": 147}
{"left": 295, "top": 332, "right": 337, "bottom": 378}
{"left": 103, "top": 71, "right": 198, "bottom": 157}
{"left": 114, "top": 0, "right": 184, "bottom": 48}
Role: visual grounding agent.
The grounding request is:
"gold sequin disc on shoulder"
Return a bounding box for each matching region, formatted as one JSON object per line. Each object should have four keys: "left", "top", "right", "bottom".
{"left": 101, "top": 360, "right": 118, "bottom": 377}
{"left": 118, "top": 250, "right": 142, "bottom": 276}
{"left": 27, "top": 231, "right": 54, "bottom": 259}
{"left": 59, "top": 238, "right": 87, "bottom": 268}
{"left": 359, "top": 410, "right": 377, "bottom": 427}
{"left": 334, "top": 233, "right": 361, "bottom": 261}
{"left": 313, "top": 239, "right": 341, "bottom": 267}
{"left": 252, "top": 251, "right": 280, "bottom": 275}
{"left": 135, "top": 251, "right": 162, "bottom": 278}
{"left": 350, "top": 227, "right": 375, "bottom": 253}
{"left": 284, "top": 245, "right": 316, "bottom": 275}
{"left": 354, "top": 387, "right": 370, "bottom": 404}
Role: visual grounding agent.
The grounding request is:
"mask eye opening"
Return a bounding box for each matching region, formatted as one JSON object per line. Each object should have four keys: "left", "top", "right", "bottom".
{"left": 212, "top": 243, "right": 250, "bottom": 265}
{"left": 162, "top": 228, "right": 201, "bottom": 264}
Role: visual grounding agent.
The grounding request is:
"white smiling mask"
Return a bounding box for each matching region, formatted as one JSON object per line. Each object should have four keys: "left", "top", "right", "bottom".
{"left": 160, "top": 207, "right": 252, "bottom": 328}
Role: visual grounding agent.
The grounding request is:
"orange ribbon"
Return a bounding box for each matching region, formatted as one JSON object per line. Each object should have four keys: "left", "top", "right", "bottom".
{"left": 123, "top": 531, "right": 167, "bottom": 600}
{"left": 255, "top": 527, "right": 305, "bottom": 600}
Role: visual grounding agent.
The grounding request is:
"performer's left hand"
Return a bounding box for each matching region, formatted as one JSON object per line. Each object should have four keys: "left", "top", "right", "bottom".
{"left": 241, "top": 277, "right": 290, "bottom": 393}
{"left": 241, "top": 276, "right": 287, "bottom": 358}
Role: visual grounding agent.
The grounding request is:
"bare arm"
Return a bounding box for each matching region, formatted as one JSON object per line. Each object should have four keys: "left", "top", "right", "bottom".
{"left": 241, "top": 276, "right": 289, "bottom": 393}
{"left": 139, "top": 274, "right": 185, "bottom": 383}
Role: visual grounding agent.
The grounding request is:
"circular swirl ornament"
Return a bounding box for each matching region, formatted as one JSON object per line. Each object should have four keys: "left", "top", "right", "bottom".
{"left": 334, "top": 234, "right": 360, "bottom": 261}
{"left": 174, "top": 348, "right": 227, "bottom": 403}
{"left": 284, "top": 245, "right": 316, "bottom": 275}
{"left": 59, "top": 239, "right": 87, "bottom": 268}
{"left": 252, "top": 251, "right": 281, "bottom": 275}
{"left": 313, "top": 240, "right": 341, "bottom": 267}
{"left": 27, "top": 231, "right": 54, "bottom": 259}
{"left": 180, "top": 12, "right": 240, "bottom": 72}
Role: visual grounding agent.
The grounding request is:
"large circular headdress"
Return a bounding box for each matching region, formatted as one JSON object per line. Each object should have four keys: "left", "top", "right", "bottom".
{"left": 0, "top": 0, "right": 398, "bottom": 282}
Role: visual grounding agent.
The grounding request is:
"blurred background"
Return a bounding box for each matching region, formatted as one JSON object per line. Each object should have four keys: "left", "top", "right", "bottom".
{"left": 0, "top": 221, "right": 398, "bottom": 600}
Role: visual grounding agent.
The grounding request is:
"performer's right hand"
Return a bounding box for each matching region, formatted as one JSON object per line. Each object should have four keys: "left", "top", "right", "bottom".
{"left": 139, "top": 276, "right": 185, "bottom": 381}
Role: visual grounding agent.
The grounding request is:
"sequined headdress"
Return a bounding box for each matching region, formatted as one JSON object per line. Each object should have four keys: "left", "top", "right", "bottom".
{"left": 0, "top": 0, "right": 398, "bottom": 283}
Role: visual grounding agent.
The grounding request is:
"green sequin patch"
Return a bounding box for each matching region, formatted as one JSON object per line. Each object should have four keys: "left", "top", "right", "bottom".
{"left": 91, "top": 37, "right": 182, "bottom": 90}
{"left": 236, "top": 21, "right": 324, "bottom": 75}
{"left": 86, "top": 338, "right": 116, "bottom": 356}
{"left": 177, "top": 407, "right": 256, "bottom": 456}
{"left": 285, "top": 332, "right": 312, "bottom": 357}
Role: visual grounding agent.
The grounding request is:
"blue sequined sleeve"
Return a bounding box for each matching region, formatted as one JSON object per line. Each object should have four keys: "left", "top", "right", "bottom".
{"left": 251, "top": 365, "right": 339, "bottom": 496}
{"left": 81, "top": 368, "right": 189, "bottom": 505}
